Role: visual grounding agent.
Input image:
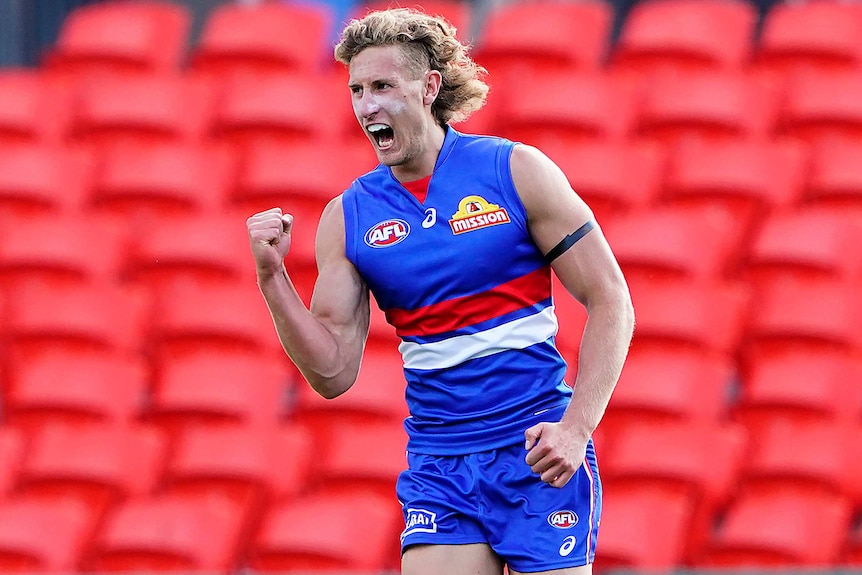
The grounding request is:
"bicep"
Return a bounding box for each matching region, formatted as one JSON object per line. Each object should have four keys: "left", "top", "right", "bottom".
{"left": 511, "top": 144, "right": 628, "bottom": 306}
{"left": 309, "top": 196, "right": 371, "bottom": 347}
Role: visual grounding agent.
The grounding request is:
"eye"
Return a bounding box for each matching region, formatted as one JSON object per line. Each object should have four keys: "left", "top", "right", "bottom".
{"left": 349, "top": 85, "right": 362, "bottom": 95}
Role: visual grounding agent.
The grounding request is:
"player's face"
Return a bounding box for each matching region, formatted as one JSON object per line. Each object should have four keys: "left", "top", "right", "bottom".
{"left": 348, "top": 45, "right": 436, "bottom": 168}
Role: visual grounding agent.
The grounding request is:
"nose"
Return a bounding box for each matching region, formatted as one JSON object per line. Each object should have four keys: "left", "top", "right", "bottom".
{"left": 357, "top": 91, "right": 380, "bottom": 118}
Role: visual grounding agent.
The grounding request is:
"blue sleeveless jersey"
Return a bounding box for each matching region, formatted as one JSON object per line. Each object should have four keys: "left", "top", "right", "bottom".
{"left": 342, "top": 127, "right": 572, "bottom": 455}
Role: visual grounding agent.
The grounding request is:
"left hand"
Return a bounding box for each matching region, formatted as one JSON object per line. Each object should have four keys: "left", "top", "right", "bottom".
{"left": 524, "top": 422, "right": 588, "bottom": 488}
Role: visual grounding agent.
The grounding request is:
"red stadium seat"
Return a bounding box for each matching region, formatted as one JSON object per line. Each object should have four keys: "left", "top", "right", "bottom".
{"left": 602, "top": 419, "right": 746, "bottom": 509}
{"left": 209, "top": 72, "right": 342, "bottom": 149}
{"left": 699, "top": 489, "right": 854, "bottom": 567}
{"left": 86, "top": 494, "right": 246, "bottom": 573}
{"left": 604, "top": 347, "right": 735, "bottom": 435}
{"left": 0, "top": 145, "right": 93, "bottom": 217}
{"left": 743, "top": 276, "right": 862, "bottom": 356}
{"left": 191, "top": 1, "right": 333, "bottom": 77}
{"left": 146, "top": 280, "right": 285, "bottom": 358}
{"left": 775, "top": 69, "right": 862, "bottom": 144}
{"left": 492, "top": 70, "right": 636, "bottom": 145}
{"left": 602, "top": 206, "right": 744, "bottom": 282}
{"left": 88, "top": 141, "right": 233, "bottom": 224}
{"left": 312, "top": 418, "right": 408, "bottom": 500}
{"left": 538, "top": 139, "right": 665, "bottom": 224}
{"left": 601, "top": 419, "right": 747, "bottom": 563}
{"left": 68, "top": 73, "right": 215, "bottom": 146}
{"left": 804, "top": 138, "right": 862, "bottom": 212}
{"left": 611, "top": 0, "right": 756, "bottom": 79}
{"left": 739, "top": 419, "right": 862, "bottom": 502}
{"left": 121, "top": 213, "right": 250, "bottom": 294}
{"left": 474, "top": 0, "right": 612, "bottom": 77}
{"left": 0, "top": 70, "right": 72, "bottom": 144}
{"left": 248, "top": 489, "right": 403, "bottom": 572}
{"left": 756, "top": 1, "right": 862, "bottom": 78}
{"left": 0, "top": 496, "right": 96, "bottom": 573}
{"left": 736, "top": 349, "right": 862, "bottom": 430}
{"left": 164, "top": 422, "right": 313, "bottom": 505}
{"left": 5, "top": 348, "right": 148, "bottom": 431}
{"left": 594, "top": 487, "right": 693, "bottom": 571}
{"left": 357, "top": 0, "right": 472, "bottom": 40}
{"left": 16, "top": 423, "right": 166, "bottom": 521}
{"left": 0, "top": 212, "right": 119, "bottom": 291}
{"left": 290, "top": 346, "right": 408, "bottom": 428}
{"left": 661, "top": 139, "right": 807, "bottom": 239}
{"left": 44, "top": 0, "right": 190, "bottom": 76}
{"left": 4, "top": 280, "right": 148, "bottom": 357}
{"left": 634, "top": 70, "right": 779, "bottom": 146}
{"left": 148, "top": 351, "right": 295, "bottom": 435}
{"left": 626, "top": 276, "right": 750, "bottom": 356}
{"left": 744, "top": 207, "right": 862, "bottom": 283}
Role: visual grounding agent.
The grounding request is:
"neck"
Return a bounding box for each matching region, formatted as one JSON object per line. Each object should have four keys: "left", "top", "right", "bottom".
{"left": 391, "top": 123, "right": 447, "bottom": 182}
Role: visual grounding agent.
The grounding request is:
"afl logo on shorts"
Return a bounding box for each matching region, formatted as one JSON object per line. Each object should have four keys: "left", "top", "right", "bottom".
{"left": 364, "top": 219, "right": 410, "bottom": 248}
{"left": 548, "top": 510, "right": 579, "bottom": 529}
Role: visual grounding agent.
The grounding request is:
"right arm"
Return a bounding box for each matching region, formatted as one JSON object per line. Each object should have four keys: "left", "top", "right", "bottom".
{"left": 246, "top": 200, "right": 370, "bottom": 399}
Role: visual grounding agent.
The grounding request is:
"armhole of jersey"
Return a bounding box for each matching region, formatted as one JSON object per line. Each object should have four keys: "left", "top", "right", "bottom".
{"left": 342, "top": 186, "right": 359, "bottom": 264}
{"left": 496, "top": 140, "right": 530, "bottom": 234}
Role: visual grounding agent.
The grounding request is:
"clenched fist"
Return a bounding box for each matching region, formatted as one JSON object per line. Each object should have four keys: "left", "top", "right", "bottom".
{"left": 247, "top": 207, "right": 294, "bottom": 276}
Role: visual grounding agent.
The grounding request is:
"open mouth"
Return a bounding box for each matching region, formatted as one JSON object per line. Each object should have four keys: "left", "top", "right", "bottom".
{"left": 367, "top": 123, "right": 395, "bottom": 150}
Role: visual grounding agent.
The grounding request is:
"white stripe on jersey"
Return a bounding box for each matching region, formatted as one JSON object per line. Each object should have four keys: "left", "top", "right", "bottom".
{"left": 398, "top": 306, "right": 559, "bottom": 371}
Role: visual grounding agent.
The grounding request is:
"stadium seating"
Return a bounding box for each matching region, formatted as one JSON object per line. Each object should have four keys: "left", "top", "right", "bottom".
{"left": 0, "top": 496, "right": 95, "bottom": 573}
{"left": 633, "top": 69, "right": 779, "bottom": 146}
{"left": 247, "top": 489, "right": 403, "bottom": 572}
{"left": 775, "top": 68, "right": 862, "bottom": 144}
{"left": 0, "top": 71, "right": 72, "bottom": 144}
{"left": 735, "top": 349, "right": 862, "bottom": 430}
{"left": 492, "top": 69, "right": 637, "bottom": 145}
{"left": 536, "top": 139, "right": 665, "bottom": 224}
{"left": 0, "top": 0, "right": 861, "bottom": 572}
{"left": 67, "top": 73, "right": 215, "bottom": 147}
{"left": 804, "top": 137, "right": 862, "bottom": 212}
{"left": 699, "top": 489, "right": 854, "bottom": 567}
{"left": 190, "top": 1, "right": 334, "bottom": 77}
{"left": 43, "top": 0, "right": 191, "bottom": 77}
{"left": 4, "top": 348, "right": 149, "bottom": 432}
{"left": 0, "top": 145, "right": 93, "bottom": 217}
{"left": 755, "top": 0, "right": 862, "bottom": 77}
{"left": 473, "top": 0, "right": 612, "bottom": 76}
{"left": 146, "top": 350, "right": 296, "bottom": 436}
{"left": 85, "top": 493, "right": 247, "bottom": 573}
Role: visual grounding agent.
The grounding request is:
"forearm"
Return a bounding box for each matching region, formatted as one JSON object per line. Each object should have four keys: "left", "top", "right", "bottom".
{"left": 257, "top": 266, "right": 358, "bottom": 398}
{"left": 561, "top": 293, "right": 635, "bottom": 441}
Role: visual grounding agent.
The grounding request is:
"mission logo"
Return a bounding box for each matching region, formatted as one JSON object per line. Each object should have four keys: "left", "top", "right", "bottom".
{"left": 364, "top": 219, "right": 410, "bottom": 248}
{"left": 449, "top": 195, "right": 510, "bottom": 235}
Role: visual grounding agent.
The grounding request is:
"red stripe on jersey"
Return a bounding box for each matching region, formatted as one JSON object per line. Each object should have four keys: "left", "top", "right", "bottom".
{"left": 386, "top": 267, "right": 551, "bottom": 337}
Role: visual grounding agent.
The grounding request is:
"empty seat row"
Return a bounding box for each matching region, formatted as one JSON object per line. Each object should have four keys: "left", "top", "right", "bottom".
{"left": 38, "top": 0, "right": 862, "bottom": 81}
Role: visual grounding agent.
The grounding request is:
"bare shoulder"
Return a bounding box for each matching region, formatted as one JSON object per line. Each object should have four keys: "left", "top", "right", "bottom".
{"left": 509, "top": 143, "right": 592, "bottom": 234}
{"left": 315, "top": 194, "right": 347, "bottom": 261}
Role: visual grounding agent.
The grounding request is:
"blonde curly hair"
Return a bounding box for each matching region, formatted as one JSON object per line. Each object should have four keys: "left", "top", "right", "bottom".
{"left": 334, "top": 8, "right": 489, "bottom": 126}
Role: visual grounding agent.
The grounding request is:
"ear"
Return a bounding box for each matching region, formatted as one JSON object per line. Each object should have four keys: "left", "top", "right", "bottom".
{"left": 423, "top": 70, "right": 442, "bottom": 106}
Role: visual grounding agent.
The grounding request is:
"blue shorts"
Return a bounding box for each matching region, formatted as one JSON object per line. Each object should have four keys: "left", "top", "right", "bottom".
{"left": 396, "top": 438, "right": 602, "bottom": 572}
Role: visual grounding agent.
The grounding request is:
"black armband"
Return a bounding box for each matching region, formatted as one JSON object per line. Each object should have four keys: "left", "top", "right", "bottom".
{"left": 544, "top": 220, "right": 595, "bottom": 264}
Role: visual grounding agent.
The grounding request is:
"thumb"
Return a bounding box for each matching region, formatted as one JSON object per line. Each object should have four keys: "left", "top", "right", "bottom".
{"left": 525, "top": 423, "right": 544, "bottom": 450}
{"left": 281, "top": 213, "right": 293, "bottom": 234}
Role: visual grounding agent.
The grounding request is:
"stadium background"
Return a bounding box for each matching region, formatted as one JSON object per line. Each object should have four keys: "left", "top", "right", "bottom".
{"left": 0, "top": 0, "right": 861, "bottom": 573}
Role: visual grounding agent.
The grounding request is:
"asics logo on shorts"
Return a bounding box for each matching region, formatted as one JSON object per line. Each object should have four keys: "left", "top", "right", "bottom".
{"left": 559, "top": 536, "right": 577, "bottom": 556}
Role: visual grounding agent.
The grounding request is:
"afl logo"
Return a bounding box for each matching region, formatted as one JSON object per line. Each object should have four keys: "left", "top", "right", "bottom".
{"left": 548, "top": 510, "right": 579, "bottom": 529}
{"left": 364, "top": 219, "right": 410, "bottom": 248}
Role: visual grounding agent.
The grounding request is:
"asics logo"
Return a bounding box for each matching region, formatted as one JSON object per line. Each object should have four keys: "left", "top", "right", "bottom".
{"left": 559, "top": 536, "right": 577, "bottom": 557}
{"left": 422, "top": 208, "right": 436, "bottom": 228}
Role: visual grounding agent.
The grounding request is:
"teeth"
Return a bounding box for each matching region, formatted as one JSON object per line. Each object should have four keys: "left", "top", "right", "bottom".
{"left": 367, "top": 124, "right": 390, "bottom": 133}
